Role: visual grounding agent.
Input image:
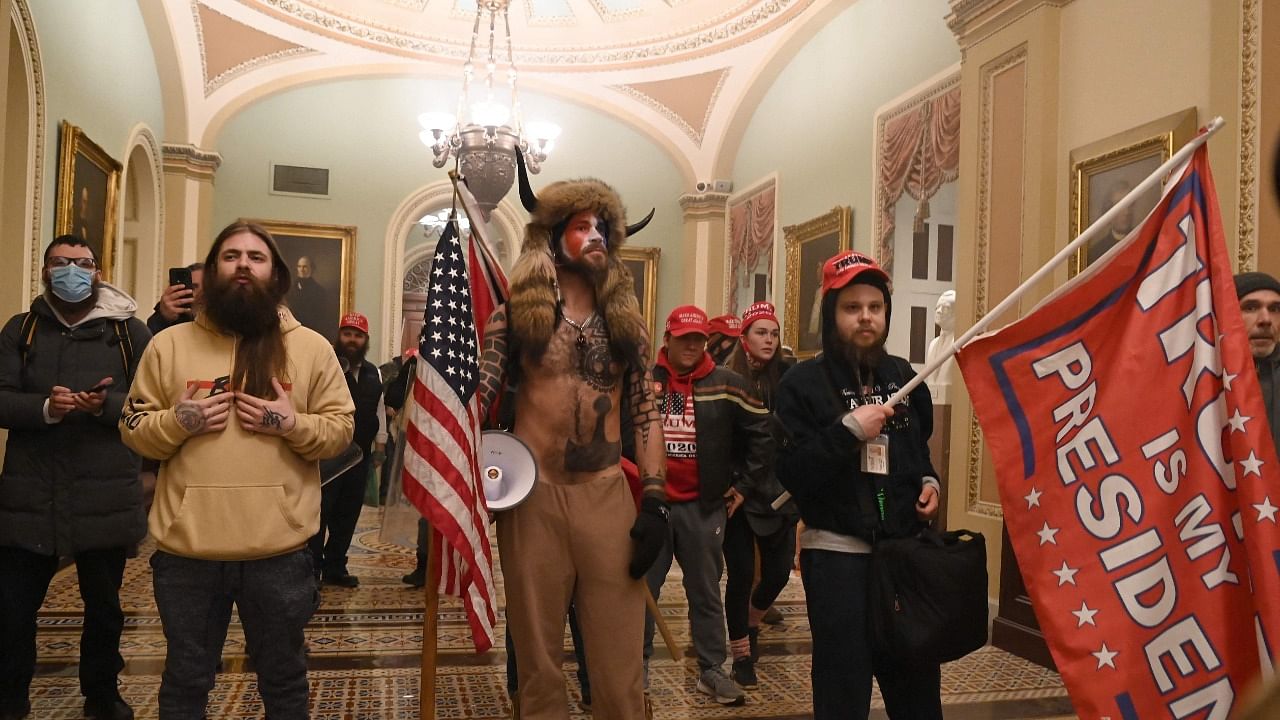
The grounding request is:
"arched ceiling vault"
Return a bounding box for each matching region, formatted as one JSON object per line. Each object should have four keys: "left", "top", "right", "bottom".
{"left": 144, "top": 0, "right": 855, "bottom": 184}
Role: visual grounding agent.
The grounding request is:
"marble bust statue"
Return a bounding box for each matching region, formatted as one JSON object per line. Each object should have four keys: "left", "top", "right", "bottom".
{"left": 925, "top": 290, "right": 957, "bottom": 404}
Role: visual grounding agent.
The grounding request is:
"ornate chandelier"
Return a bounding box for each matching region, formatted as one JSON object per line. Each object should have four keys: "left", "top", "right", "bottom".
{"left": 418, "top": 0, "right": 559, "bottom": 221}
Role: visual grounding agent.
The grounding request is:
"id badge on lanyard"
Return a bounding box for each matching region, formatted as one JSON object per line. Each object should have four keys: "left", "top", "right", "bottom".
{"left": 861, "top": 434, "right": 889, "bottom": 475}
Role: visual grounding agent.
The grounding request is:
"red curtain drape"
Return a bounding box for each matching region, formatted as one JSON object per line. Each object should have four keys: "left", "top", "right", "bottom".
{"left": 728, "top": 185, "right": 775, "bottom": 312}
{"left": 876, "top": 85, "right": 961, "bottom": 276}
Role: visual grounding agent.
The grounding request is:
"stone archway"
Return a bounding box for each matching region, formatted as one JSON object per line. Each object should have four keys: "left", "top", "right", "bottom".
{"left": 2, "top": 0, "right": 43, "bottom": 315}
{"left": 119, "top": 124, "right": 164, "bottom": 309}
{"left": 380, "top": 181, "right": 523, "bottom": 361}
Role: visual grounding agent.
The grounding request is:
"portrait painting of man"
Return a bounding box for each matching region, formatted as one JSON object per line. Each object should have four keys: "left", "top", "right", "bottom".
{"left": 243, "top": 219, "right": 355, "bottom": 341}
{"left": 55, "top": 122, "right": 121, "bottom": 279}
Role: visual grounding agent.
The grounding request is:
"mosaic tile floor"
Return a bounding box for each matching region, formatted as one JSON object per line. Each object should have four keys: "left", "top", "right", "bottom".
{"left": 30, "top": 508, "right": 1074, "bottom": 718}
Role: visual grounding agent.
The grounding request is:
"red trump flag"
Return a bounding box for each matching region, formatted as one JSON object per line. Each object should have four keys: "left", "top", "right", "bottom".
{"left": 957, "top": 145, "right": 1280, "bottom": 718}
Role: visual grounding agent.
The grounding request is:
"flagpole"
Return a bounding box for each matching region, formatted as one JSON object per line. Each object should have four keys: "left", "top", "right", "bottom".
{"left": 771, "top": 116, "right": 1225, "bottom": 511}
{"left": 891, "top": 116, "right": 1224, "bottom": 406}
{"left": 420, "top": 527, "right": 440, "bottom": 720}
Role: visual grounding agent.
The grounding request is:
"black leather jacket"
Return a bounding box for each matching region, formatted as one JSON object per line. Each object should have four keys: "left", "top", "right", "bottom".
{"left": 652, "top": 357, "right": 774, "bottom": 510}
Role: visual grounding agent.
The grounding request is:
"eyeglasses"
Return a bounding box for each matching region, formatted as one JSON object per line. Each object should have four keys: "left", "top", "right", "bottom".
{"left": 47, "top": 257, "right": 98, "bottom": 270}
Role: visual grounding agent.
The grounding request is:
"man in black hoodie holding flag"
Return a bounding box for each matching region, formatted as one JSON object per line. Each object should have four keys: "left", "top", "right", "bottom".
{"left": 774, "top": 250, "right": 941, "bottom": 720}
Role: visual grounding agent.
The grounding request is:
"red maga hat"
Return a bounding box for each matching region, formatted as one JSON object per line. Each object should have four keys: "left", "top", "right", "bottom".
{"left": 665, "top": 305, "right": 710, "bottom": 337}
{"left": 707, "top": 314, "right": 743, "bottom": 337}
{"left": 741, "top": 301, "right": 778, "bottom": 331}
{"left": 820, "top": 251, "right": 890, "bottom": 295}
{"left": 339, "top": 312, "right": 370, "bottom": 335}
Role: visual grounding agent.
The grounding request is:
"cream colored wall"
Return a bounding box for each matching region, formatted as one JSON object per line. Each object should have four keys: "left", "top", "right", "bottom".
{"left": 1055, "top": 0, "right": 1216, "bottom": 271}
{"left": 730, "top": 0, "right": 959, "bottom": 328}
{"left": 211, "top": 77, "right": 686, "bottom": 359}
{"left": 945, "top": 0, "right": 1258, "bottom": 609}
{"left": 27, "top": 0, "right": 164, "bottom": 261}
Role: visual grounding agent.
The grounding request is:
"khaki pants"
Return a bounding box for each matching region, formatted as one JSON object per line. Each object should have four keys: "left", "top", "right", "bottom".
{"left": 498, "top": 473, "right": 645, "bottom": 720}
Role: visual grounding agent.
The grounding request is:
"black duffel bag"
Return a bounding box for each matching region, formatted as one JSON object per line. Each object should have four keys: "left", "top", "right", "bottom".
{"left": 869, "top": 527, "right": 988, "bottom": 666}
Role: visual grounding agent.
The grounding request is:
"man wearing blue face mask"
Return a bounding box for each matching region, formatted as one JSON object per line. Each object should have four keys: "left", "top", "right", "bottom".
{"left": 0, "top": 234, "right": 151, "bottom": 720}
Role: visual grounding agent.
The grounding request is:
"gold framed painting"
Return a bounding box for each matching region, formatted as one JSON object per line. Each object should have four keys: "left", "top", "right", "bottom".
{"left": 243, "top": 218, "right": 356, "bottom": 341}
{"left": 55, "top": 121, "right": 122, "bottom": 281}
{"left": 1068, "top": 107, "right": 1197, "bottom": 276}
{"left": 619, "top": 245, "right": 661, "bottom": 349}
{"left": 784, "top": 206, "right": 853, "bottom": 359}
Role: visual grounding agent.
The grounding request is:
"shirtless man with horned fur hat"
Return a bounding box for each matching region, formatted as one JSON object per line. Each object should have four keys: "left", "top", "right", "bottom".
{"left": 476, "top": 155, "right": 667, "bottom": 719}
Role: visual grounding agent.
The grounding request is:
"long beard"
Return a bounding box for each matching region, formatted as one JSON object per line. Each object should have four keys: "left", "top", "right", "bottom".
{"left": 842, "top": 336, "right": 887, "bottom": 387}
{"left": 335, "top": 340, "right": 368, "bottom": 365}
{"left": 203, "top": 272, "right": 283, "bottom": 337}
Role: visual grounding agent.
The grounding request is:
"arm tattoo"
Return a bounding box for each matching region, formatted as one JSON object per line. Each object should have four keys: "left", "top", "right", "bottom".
{"left": 175, "top": 401, "right": 205, "bottom": 433}
{"left": 629, "top": 343, "right": 667, "bottom": 497}
{"left": 477, "top": 308, "right": 509, "bottom": 418}
{"left": 628, "top": 365, "right": 662, "bottom": 444}
{"left": 261, "top": 408, "right": 285, "bottom": 430}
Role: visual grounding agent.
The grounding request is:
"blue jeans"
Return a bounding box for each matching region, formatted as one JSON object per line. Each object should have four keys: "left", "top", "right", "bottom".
{"left": 151, "top": 548, "right": 320, "bottom": 719}
{"left": 801, "top": 549, "right": 942, "bottom": 720}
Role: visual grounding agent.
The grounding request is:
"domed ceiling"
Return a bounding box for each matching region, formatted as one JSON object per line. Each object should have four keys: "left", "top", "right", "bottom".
{"left": 243, "top": 0, "right": 810, "bottom": 70}
{"left": 146, "top": 0, "right": 846, "bottom": 180}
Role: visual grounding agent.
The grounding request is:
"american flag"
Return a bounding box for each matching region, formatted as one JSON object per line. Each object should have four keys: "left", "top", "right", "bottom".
{"left": 401, "top": 219, "right": 498, "bottom": 653}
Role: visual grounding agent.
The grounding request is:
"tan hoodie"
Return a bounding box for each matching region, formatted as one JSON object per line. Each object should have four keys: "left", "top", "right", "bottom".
{"left": 120, "top": 307, "right": 354, "bottom": 560}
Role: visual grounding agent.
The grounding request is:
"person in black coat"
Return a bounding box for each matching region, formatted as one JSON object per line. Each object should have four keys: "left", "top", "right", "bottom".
{"left": 0, "top": 235, "right": 151, "bottom": 720}
{"left": 721, "top": 301, "right": 798, "bottom": 690}
{"left": 775, "top": 251, "right": 941, "bottom": 720}
{"left": 308, "top": 312, "right": 385, "bottom": 588}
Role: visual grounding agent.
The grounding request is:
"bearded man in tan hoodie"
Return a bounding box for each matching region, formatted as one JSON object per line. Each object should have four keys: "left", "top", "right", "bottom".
{"left": 120, "top": 221, "right": 353, "bottom": 720}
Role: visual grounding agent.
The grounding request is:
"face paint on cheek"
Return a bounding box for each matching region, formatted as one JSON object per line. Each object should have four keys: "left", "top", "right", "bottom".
{"left": 595, "top": 220, "right": 609, "bottom": 250}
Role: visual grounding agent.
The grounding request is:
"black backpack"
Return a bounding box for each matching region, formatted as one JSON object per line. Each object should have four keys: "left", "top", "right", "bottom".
{"left": 869, "top": 527, "right": 989, "bottom": 666}
{"left": 18, "top": 312, "right": 137, "bottom": 379}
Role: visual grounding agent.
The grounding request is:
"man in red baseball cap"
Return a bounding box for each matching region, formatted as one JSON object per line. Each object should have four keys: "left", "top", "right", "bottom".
{"left": 773, "top": 250, "right": 942, "bottom": 719}
{"left": 308, "top": 311, "right": 388, "bottom": 588}
{"left": 645, "top": 304, "right": 773, "bottom": 705}
{"left": 707, "top": 313, "right": 743, "bottom": 365}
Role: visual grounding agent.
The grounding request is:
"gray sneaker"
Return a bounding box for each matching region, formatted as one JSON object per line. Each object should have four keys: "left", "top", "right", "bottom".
{"left": 696, "top": 668, "right": 746, "bottom": 706}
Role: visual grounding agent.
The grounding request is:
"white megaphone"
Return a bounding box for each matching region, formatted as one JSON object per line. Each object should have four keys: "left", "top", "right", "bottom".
{"left": 480, "top": 430, "right": 538, "bottom": 511}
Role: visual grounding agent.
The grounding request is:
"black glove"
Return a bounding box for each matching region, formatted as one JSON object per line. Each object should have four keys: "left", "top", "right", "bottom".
{"left": 628, "top": 496, "right": 670, "bottom": 579}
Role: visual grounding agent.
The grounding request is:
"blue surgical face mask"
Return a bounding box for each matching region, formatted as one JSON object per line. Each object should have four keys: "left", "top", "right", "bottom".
{"left": 50, "top": 264, "right": 95, "bottom": 302}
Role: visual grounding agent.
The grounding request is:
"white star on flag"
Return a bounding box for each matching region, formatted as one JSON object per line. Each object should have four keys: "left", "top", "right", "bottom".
{"left": 1253, "top": 497, "right": 1278, "bottom": 524}
{"left": 1025, "top": 487, "right": 1042, "bottom": 508}
{"left": 1037, "top": 522, "right": 1059, "bottom": 546}
{"left": 1092, "top": 643, "right": 1118, "bottom": 669}
{"left": 1073, "top": 602, "right": 1098, "bottom": 627}
{"left": 1222, "top": 370, "right": 1237, "bottom": 390}
{"left": 1227, "top": 409, "right": 1251, "bottom": 433}
{"left": 1053, "top": 561, "right": 1078, "bottom": 586}
{"left": 1239, "top": 451, "right": 1264, "bottom": 477}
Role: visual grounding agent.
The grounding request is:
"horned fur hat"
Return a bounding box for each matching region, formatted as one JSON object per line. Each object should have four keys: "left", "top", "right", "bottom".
{"left": 508, "top": 150, "right": 655, "bottom": 367}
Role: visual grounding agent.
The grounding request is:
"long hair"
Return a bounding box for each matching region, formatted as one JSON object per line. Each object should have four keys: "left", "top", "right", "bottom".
{"left": 727, "top": 341, "right": 786, "bottom": 411}
{"left": 203, "top": 221, "right": 291, "bottom": 399}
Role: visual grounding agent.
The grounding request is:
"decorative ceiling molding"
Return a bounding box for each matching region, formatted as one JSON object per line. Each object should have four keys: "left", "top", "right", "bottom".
{"left": 679, "top": 191, "right": 730, "bottom": 220}
{"left": 523, "top": 0, "right": 575, "bottom": 27}
{"left": 586, "top": 0, "right": 644, "bottom": 23}
{"left": 614, "top": 68, "right": 730, "bottom": 146}
{"left": 162, "top": 143, "right": 224, "bottom": 181}
{"left": 1236, "top": 0, "right": 1259, "bottom": 271}
{"left": 194, "top": 1, "right": 318, "bottom": 96}
{"left": 946, "top": 0, "right": 1071, "bottom": 48}
{"left": 236, "top": 0, "right": 811, "bottom": 71}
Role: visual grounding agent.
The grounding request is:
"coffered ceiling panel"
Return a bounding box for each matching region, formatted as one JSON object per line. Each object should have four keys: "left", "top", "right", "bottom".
{"left": 615, "top": 68, "right": 729, "bottom": 145}
{"left": 196, "top": 2, "right": 316, "bottom": 95}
